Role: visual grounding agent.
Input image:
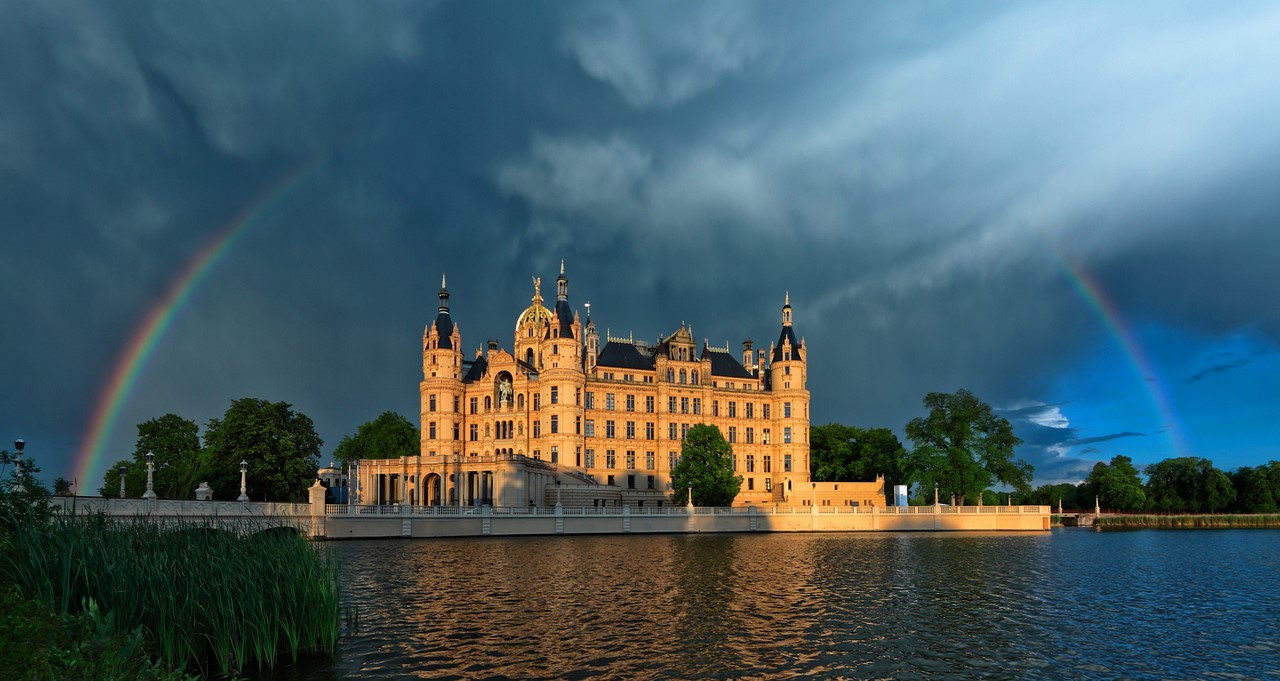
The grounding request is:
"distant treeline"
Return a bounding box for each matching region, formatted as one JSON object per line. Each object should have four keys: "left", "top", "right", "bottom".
{"left": 1022, "top": 456, "right": 1280, "bottom": 514}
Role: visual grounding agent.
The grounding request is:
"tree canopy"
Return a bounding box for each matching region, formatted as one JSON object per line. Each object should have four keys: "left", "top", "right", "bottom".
{"left": 670, "top": 424, "right": 741, "bottom": 507}
{"left": 332, "top": 411, "right": 419, "bottom": 464}
{"left": 203, "top": 398, "right": 323, "bottom": 502}
{"left": 905, "top": 389, "right": 1031, "bottom": 505}
{"left": 1087, "top": 455, "right": 1147, "bottom": 512}
{"left": 810, "top": 424, "right": 906, "bottom": 503}
{"left": 1145, "top": 457, "right": 1236, "bottom": 513}
{"left": 98, "top": 414, "right": 203, "bottom": 499}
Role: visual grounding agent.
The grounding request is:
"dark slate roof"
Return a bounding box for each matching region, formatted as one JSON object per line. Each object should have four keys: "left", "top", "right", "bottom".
{"left": 701, "top": 347, "right": 754, "bottom": 379}
{"left": 772, "top": 325, "right": 801, "bottom": 362}
{"left": 554, "top": 300, "right": 575, "bottom": 340}
{"left": 597, "top": 341, "right": 655, "bottom": 371}
{"left": 462, "top": 355, "right": 487, "bottom": 383}
{"left": 434, "top": 312, "right": 454, "bottom": 349}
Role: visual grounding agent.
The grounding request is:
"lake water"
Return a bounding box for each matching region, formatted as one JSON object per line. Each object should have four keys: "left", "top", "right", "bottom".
{"left": 260, "top": 529, "right": 1280, "bottom": 680}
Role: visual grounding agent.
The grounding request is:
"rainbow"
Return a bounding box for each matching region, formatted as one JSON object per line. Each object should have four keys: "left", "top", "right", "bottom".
{"left": 74, "top": 161, "right": 316, "bottom": 487}
{"left": 1054, "top": 255, "right": 1191, "bottom": 459}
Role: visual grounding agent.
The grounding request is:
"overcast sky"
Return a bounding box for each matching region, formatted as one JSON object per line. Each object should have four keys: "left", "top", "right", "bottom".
{"left": 4, "top": 1, "right": 1280, "bottom": 491}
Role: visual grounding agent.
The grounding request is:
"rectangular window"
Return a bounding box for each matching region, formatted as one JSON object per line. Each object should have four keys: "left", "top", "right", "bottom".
{"left": 763, "top": 428, "right": 771, "bottom": 444}
{"left": 681, "top": 424, "right": 689, "bottom": 440}
{"left": 728, "top": 426, "right": 737, "bottom": 444}
{"left": 585, "top": 392, "right": 595, "bottom": 409}
{"left": 606, "top": 450, "right": 616, "bottom": 469}
{"left": 669, "top": 451, "right": 678, "bottom": 470}
{"left": 607, "top": 474, "right": 615, "bottom": 486}
{"left": 534, "top": 420, "right": 541, "bottom": 438}
{"left": 626, "top": 451, "right": 636, "bottom": 469}
{"left": 748, "top": 477, "right": 755, "bottom": 491}
{"left": 576, "top": 417, "right": 581, "bottom": 435}
{"left": 576, "top": 388, "right": 581, "bottom": 406}
{"left": 429, "top": 394, "right": 437, "bottom": 412}
{"left": 606, "top": 393, "right": 615, "bottom": 410}
{"left": 765, "top": 478, "right": 772, "bottom": 492}
{"left": 729, "top": 402, "right": 737, "bottom": 418}
{"left": 626, "top": 394, "right": 635, "bottom": 412}
{"left": 628, "top": 474, "right": 636, "bottom": 489}
{"left": 747, "top": 454, "right": 755, "bottom": 473}
{"left": 429, "top": 421, "right": 437, "bottom": 439}
{"left": 469, "top": 424, "right": 478, "bottom": 441}
{"left": 692, "top": 398, "right": 701, "bottom": 415}
{"left": 669, "top": 423, "right": 678, "bottom": 440}
{"left": 585, "top": 448, "right": 595, "bottom": 468}
{"left": 763, "top": 404, "right": 770, "bottom": 419}
{"left": 746, "top": 427, "right": 754, "bottom": 444}
{"left": 576, "top": 446, "right": 582, "bottom": 466}
{"left": 606, "top": 420, "right": 616, "bottom": 438}
{"left": 550, "top": 415, "right": 559, "bottom": 434}
{"left": 585, "top": 419, "right": 595, "bottom": 437}
{"left": 764, "top": 455, "right": 771, "bottom": 473}
{"left": 713, "top": 401, "right": 719, "bottom": 417}
{"left": 646, "top": 422, "right": 654, "bottom": 440}
{"left": 746, "top": 403, "right": 754, "bottom": 419}
{"left": 784, "top": 454, "right": 792, "bottom": 472}
{"left": 732, "top": 456, "right": 738, "bottom": 472}
{"left": 550, "top": 386, "right": 558, "bottom": 404}
{"left": 454, "top": 424, "right": 459, "bottom": 440}
{"left": 645, "top": 451, "right": 655, "bottom": 469}
{"left": 551, "top": 446, "right": 559, "bottom": 463}
{"left": 646, "top": 396, "right": 655, "bottom": 413}
{"left": 470, "top": 397, "right": 478, "bottom": 414}
{"left": 668, "top": 396, "right": 677, "bottom": 413}
{"left": 647, "top": 475, "right": 655, "bottom": 489}
{"left": 626, "top": 421, "right": 636, "bottom": 439}
{"left": 784, "top": 402, "right": 792, "bottom": 418}
{"left": 680, "top": 397, "right": 689, "bottom": 414}
{"left": 534, "top": 394, "right": 541, "bottom": 410}
{"left": 784, "top": 427, "right": 792, "bottom": 443}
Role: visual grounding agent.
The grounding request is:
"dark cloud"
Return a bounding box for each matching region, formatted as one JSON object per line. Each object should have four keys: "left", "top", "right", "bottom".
{"left": 1187, "top": 357, "right": 1252, "bottom": 383}
{"left": 1071, "top": 432, "right": 1146, "bottom": 446}
{"left": 5, "top": 1, "right": 1280, "bottom": 486}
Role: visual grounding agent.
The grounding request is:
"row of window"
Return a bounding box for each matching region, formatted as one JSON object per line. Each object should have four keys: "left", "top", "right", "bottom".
{"left": 584, "top": 449, "right": 680, "bottom": 472}
{"left": 435, "top": 389, "right": 797, "bottom": 422}
{"left": 444, "top": 417, "right": 798, "bottom": 446}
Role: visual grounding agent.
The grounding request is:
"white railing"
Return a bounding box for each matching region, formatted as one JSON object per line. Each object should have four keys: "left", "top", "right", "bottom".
{"left": 323, "top": 503, "right": 1050, "bottom": 517}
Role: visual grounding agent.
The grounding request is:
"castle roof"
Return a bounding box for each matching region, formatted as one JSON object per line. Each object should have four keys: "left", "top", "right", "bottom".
{"left": 772, "top": 325, "right": 801, "bottom": 362}
{"left": 596, "top": 341, "right": 655, "bottom": 371}
{"left": 700, "top": 346, "right": 755, "bottom": 379}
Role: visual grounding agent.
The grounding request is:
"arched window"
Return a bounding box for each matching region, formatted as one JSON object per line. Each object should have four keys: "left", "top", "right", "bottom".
{"left": 691, "top": 370, "right": 699, "bottom": 385}
{"left": 485, "top": 396, "right": 492, "bottom": 411}
{"left": 679, "top": 369, "right": 687, "bottom": 384}
{"left": 667, "top": 368, "right": 675, "bottom": 383}
{"left": 518, "top": 394, "right": 525, "bottom": 410}
{"left": 526, "top": 348, "right": 535, "bottom": 366}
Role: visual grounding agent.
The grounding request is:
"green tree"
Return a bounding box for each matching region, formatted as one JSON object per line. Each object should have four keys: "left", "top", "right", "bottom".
{"left": 1025, "top": 483, "right": 1083, "bottom": 510}
{"left": 810, "top": 424, "right": 908, "bottom": 503}
{"left": 98, "top": 414, "right": 203, "bottom": 499}
{"left": 332, "top": 411, "right": 420, "bottom": 464}
{"left": 904, "top": 389, "right": 1031, "bottom": 505}
{"left": 670, "top": 424, "right": 741, "bottom": 507}
{"left": 1145, "top": 457, "right": 1236, "bottom": 513}
{"left": 1231, "top": 462, "right": 1280, "bottom": 513}
{"left": 203, "top": 398, "right": 323, "bottom": 502}
{"left": 0, "top": 447, "right": 52, "bottom": 529}
{"left": 51, "top": 477, "right": 73, "bottom": 496}
{"left": 1087, "top": 455, "right": 1147, "bottom": 511}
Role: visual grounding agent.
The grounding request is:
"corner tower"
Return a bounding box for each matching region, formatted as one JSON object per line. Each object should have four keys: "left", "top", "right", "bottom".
{"left": 769, "top": 292, "right": 810, "bottom": 484}
{"left": 422, "top": 275, "right": 463, "bottom": 457}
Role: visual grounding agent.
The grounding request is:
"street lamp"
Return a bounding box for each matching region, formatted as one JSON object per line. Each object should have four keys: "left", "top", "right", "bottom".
{"left": 118, "top": 465, "right": 127, "bottom": 499}
{"left": 13, "top": 439, "right": 25, "bottom": 493}
{"left": 555, "top": 478, "right": 562, "bottom": 508}
{"left": 238, "top": 460, "right": 249, "bottom": 501}
{"left": 142, "top": 451, "right": 156, "bottom": 500}
{"left": 933, "top": 481, "right": 939, "bottom": 506}
{"left": 687, "top": 484, "right": 694, "bottom": 509}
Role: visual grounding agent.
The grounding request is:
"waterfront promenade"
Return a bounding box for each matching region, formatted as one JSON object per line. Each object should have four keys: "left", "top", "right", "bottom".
{"left": 49, "top": 490, "right": 1051, "bottom": 537}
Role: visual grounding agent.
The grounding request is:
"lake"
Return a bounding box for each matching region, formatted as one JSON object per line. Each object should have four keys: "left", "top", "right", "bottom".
{"left": 258, "top": 529, "right": 1280, "bottom": 679}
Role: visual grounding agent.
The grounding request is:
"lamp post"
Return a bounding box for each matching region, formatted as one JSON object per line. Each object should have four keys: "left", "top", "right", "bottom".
{"left": 13, "top": 439, "right": 25, "bottom": 493}
{"left": 142, "top": 451, "right": 156, "bottom": 500}
{"left": 238, "top": 460, "right": 249, "bottom": 501}
{"left": 555, "top": 478, "right": 562, "bottom": 508}
{"left": 687, "top": 484, "right": 694, "bottom": 509}
{"left": 933, "top": 481, "right": 939, "bottom": 506}
{"left": 118, "top": 465, "right": 127, "bottom": 499}
{"left": 950, "top": 493, "right": 955, "bottom": 507}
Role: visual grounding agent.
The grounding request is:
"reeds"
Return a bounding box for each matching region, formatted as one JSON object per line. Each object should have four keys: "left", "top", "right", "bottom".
{"left": 1, "top": 512, "right": 339, "bottom": 677}
{"left": 1094, "top": 513, "right": 1280, "bottom": 529}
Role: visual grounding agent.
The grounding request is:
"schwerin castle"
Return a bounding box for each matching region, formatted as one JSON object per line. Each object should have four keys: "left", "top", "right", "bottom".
{"left": 345, "top": 264, "right": 883, "bottom": 510}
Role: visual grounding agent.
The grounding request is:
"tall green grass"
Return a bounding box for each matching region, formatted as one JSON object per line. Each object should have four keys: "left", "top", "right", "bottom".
{"left": 1094, "top": 513, "right": 1280, "bottom": 529}
{"left": 1, "top": 512, "right": 339, "bottom": 677}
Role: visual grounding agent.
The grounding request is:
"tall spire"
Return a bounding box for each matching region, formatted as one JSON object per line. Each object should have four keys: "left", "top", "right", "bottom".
{"left": 438, "top": 274, "right": 450, "bottom": 312}
{"left": 782, "top": 292, "right": 792, "bottom": 327}
{"left": 556, "top": 260, "right": 568, "bottom": 301}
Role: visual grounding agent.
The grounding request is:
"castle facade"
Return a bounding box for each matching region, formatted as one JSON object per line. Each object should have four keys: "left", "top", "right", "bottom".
{"left": 352, "top": 265, "right": 882, "bottom": 509}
